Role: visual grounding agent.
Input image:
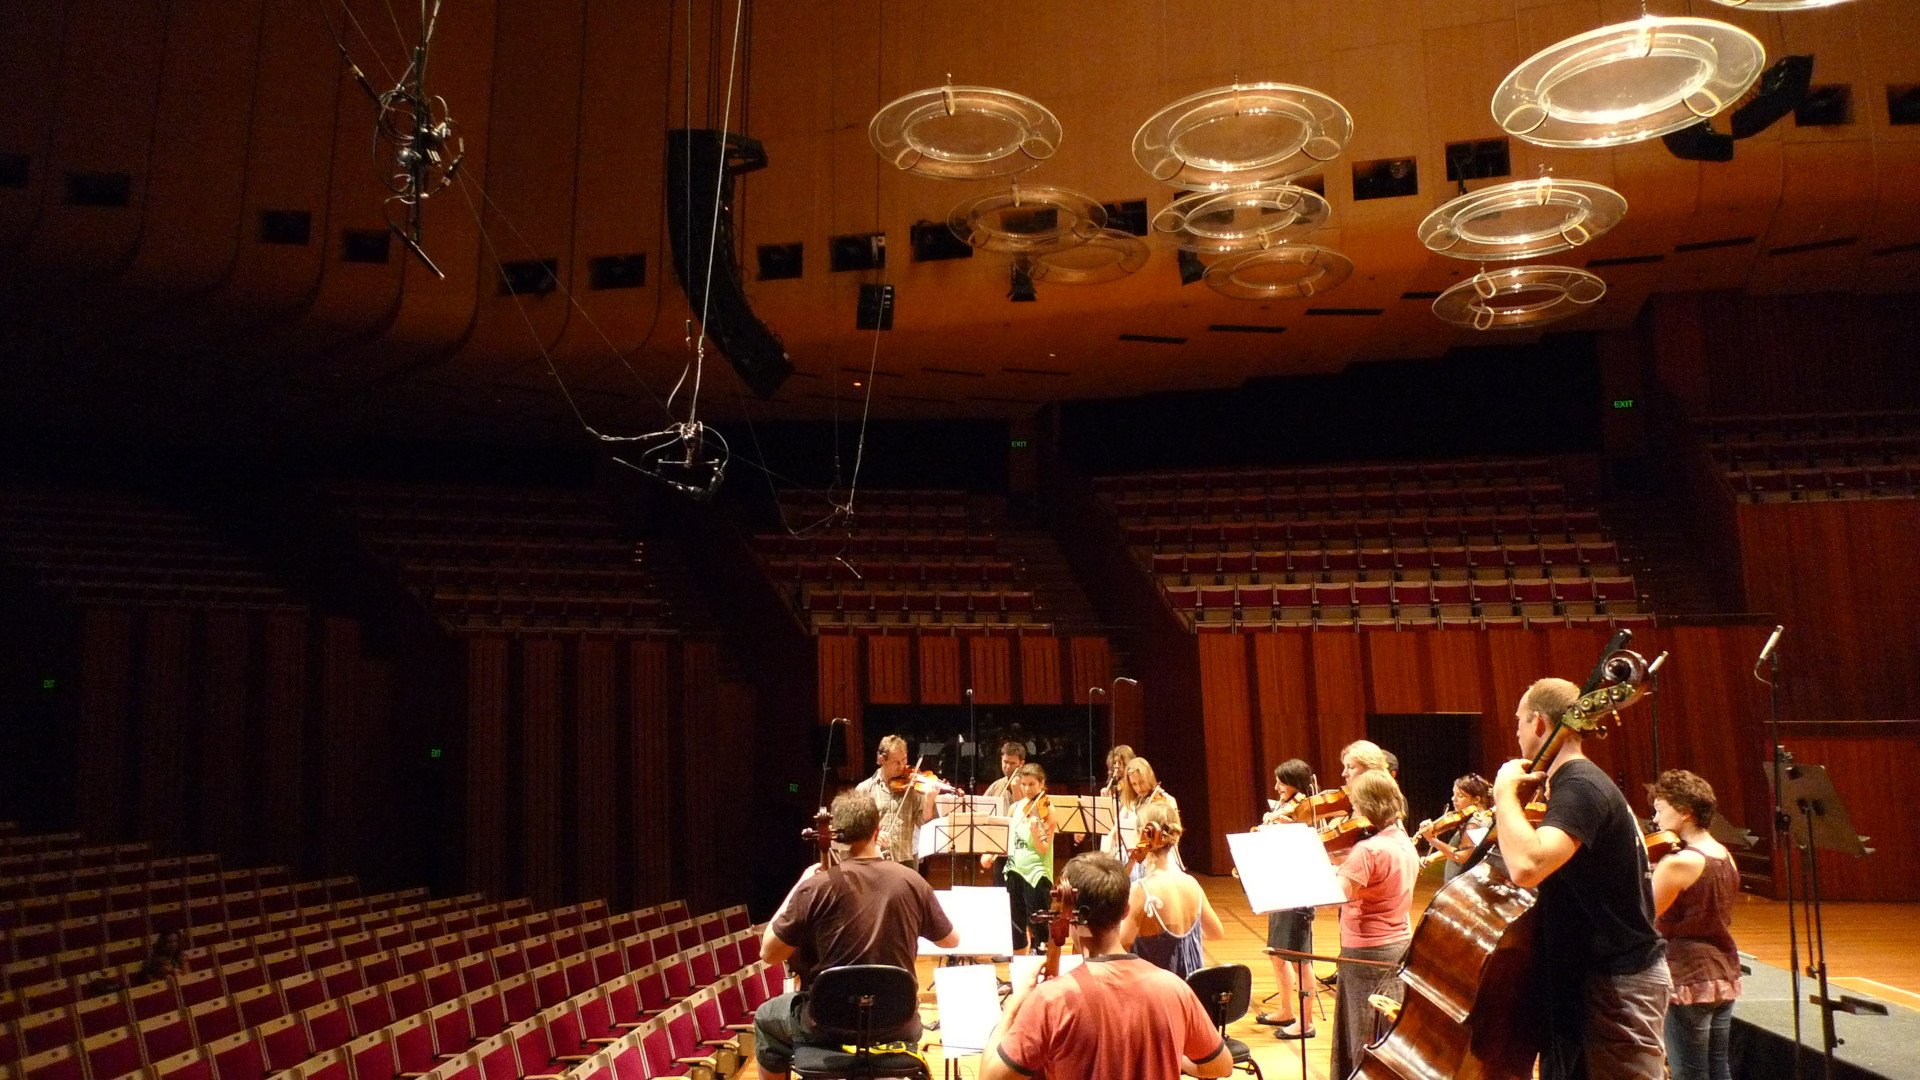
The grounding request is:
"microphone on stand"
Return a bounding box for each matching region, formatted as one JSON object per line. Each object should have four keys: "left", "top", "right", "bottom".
{"left": 1755, "top": 625, "right": 1784, "bottom": 675}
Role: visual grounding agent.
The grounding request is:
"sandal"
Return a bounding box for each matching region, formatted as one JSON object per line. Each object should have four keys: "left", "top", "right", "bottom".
{"left": 1253, "top": 1012, "right": 1295, "bottom": 1027}
{"left": 1273, "top": 1021, "right": 1316, "bottom": 1040}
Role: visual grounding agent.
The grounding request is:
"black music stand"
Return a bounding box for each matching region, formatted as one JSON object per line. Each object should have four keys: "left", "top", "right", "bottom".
{"left": 1049, "top": 794, "right": 1114, "bottom": 845}
{"left": 1767, "top": 760, "right": 1885, "bottom": 1080}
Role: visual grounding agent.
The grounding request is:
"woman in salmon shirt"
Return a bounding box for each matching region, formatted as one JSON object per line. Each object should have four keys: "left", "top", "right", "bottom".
{"left": 1330, "top": 769, "right": 1419, "bottom": 1078}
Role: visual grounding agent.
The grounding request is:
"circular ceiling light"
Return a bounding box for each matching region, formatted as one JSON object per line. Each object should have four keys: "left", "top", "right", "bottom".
{"left": 1153, "top": 184, "right": 1332, "bottom": 254}
{"left": 1709, "top": 0, "right": 1857, "bottom": 8}
{"left": 1203, "top": 244, "right": 1353, "bottom": 300}
{"left": 869, "top": 84, "right": 1062, "bottom": 180}
{"left": 1134, "top": 83, "right": 1353, "bottom": 188}
{"left": 1418, "top": 177, "right": 1627, "bottom": 261}
{"left": 1493, "top": 17, "right": 1765, "bottom": 148}
{"left": 1030, "top": 229, "right": 1152, "bottom": 285}
{"left": 1431, "top": 265, "right": 1607, "bottom": 330}
{"left": 947, "top": 185, "right": 1106, "bottom": 254}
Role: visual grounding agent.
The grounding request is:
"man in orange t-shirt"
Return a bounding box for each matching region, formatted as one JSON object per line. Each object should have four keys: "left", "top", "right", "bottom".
{"left": 980, "top": 853, "right": 1231, "bottom": 1080}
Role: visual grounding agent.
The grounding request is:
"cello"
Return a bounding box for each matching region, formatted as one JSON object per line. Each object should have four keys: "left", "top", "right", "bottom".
{"left": 1353, "top": 632, "right": 1655, "bottom": 1080}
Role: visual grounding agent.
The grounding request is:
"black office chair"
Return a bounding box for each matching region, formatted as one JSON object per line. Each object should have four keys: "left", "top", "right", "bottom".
{"left": 1187, "top": 963, "right": 1263, "bottom": 1080}
{"left": 791, "top": 965, "right": 932, "bottom": 1080}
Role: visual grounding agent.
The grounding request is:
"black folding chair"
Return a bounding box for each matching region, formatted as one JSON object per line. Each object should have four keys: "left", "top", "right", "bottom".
{"left": 791, "top": 965, "right": 931, "bottom": 1080}
{"left": 1187, "top": 963, "right": 1263, "bottom": 1080}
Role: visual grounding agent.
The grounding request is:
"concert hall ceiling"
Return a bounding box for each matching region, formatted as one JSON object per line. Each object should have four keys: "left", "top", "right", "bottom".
{"left": 2, "top": 0, "right": 1917, "bottom": 440}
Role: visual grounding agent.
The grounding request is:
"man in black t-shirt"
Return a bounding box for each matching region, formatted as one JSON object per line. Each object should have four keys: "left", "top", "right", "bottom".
{"left": 754, "top": 792, "right": 959, "bottom": 1080}
{"left": 1495, "top": 677, "right": 1671, "bottom": 1080}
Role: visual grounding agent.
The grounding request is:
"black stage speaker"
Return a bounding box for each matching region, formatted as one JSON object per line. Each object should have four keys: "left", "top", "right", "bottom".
{"left": 1663, "top": 122, "right": 1735, "bottom": 163}
{"left": 666, "top": 129, "right": 794, "bottom": 398}
{"left": 856, "top": 283, "right": 894, "bottom": 330}
{"left": 1731, "top": 56, "right": 1815, "bottom": 140}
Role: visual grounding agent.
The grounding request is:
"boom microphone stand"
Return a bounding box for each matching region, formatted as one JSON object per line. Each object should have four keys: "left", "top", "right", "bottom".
{"left": 1755, "top": 625, "right": 1804, "bottom": 1080}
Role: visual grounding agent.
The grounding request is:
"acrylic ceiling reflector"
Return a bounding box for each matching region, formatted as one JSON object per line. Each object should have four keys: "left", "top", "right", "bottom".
{"left": 947, "top": 185, "right": 1107, "bottom": 255}
{"left": 1493, "top": 17, "right": 1765, "bottom": 148}
{"left": 1154, "top": 184, "right": 1332, "bottom": 254}
{"left": 1134, "top": 84, "right": 1353, "bottom": 188}
{"left": 1203, "top": 245, "right": 1354, "bottom": 301}
{"left": 1418, "top": 177, "right": 1627, "bottom": 261}
{"left": 1029, "top": 230, "right": 1152, "bottom": 285}
{"left": 1431, "top": 266, "right": 1607, "bottom": 330}
{"left": 869, "top": 85, "right": 1062, "bottom": 180}
{"left": 1709, "top": 0, "right": 1857, "bottom": 8}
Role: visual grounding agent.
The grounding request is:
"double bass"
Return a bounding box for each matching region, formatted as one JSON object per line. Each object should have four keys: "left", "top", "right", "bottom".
{"left": 1353, "top": 633, "right": 1656, "bottom": 1080}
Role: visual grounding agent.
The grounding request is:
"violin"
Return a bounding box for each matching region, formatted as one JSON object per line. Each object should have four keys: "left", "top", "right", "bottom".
{"left": 1318, "top": 814, "right": 1377, "bottom": 856}
{"left": 1288, "top": 786, "right": 1351, "bottom": 825}
{"left": 885, "top": 767, "right": 962, "bottom": 797}
{"left": 1029, "top": 793, "right": 1052, "bottom": 821}
{"left": 1037, "top": 879, "right": 1080, "bottom": 979}
{"left": 1419, "top": 808, "right": 1470, "bottom": 843}
{"left": 1643, "top": 828, "right": 1683, "bottom": 864}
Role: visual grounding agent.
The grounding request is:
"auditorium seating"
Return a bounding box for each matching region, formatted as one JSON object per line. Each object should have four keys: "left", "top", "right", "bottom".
{"left": 331, "top": 485, "right": 676, "bottom": 633}
{"left": 1094, "top": 458, "right": 1648, "bottom": 629}
{"left": 1698, "top": 411, "right": 1920, "bottom": 503}
{"left": 750, "top": 488, "right": 1067, "bottom": 632}
{"left": 3, "top": 833, "right": 750, "bottom": 1080}
{"left": 0, "top": 490, "right": 298, "bottom": 610}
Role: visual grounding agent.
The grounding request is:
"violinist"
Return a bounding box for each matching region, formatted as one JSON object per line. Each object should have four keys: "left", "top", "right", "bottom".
{"left": 1330, "top": 770, "right": 1420, "bottom": 1078}
{"left": 1417, "top": 773, "right": 1493, "bottom": 883}
{"left": 1649, "top": 770, "right": 1741, "bottom": 1080}
{"left": 1001, "top": 763, "right": 1057, "bottom": 955}
{"left": 754, "top": 793, "right": 958, "bottom": 1080}
{"left": 1254, "top": 758, "right": 1317, "bottom": 1036}
{"left": 1494, "top": 677, "right": 1669, "bottom": 1080}
{"left": 1340, "top": 739, "right": 1392, "bottom": 785}
{"left": 1098, "top": 744, "right": 1136, "bottom": 857}
{"left": 1115, "top": 755, "right": 1182, "bottom": 879}
{"left": 854, "top": 734, "right": 937, "bottom": 864}
{"left": 1123, "top": 804, "right": 1223, "bottom": 979}
{"left": 979, "top": 853, "right": 1232, "bottom": 1080}
{"left": 983, "top": 740, "right": 1027, "bottom": 816}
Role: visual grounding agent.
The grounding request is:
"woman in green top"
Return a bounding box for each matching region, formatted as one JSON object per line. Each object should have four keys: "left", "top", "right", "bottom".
{"left": 1004, "top": 762, "right": 1057, "bottom": 954}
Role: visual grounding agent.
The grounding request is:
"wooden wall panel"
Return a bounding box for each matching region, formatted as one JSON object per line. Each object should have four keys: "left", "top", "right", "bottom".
{"left": 1195, "top": 633, "right": 1256, "bottom": 869}
{"left": 1770, "top": 727, "right": 1920, "bottom": 902}
{"left": 1737, "top": 499, "right": 1920, "bottom": 724}
{"left": 917, "top": 636, "right": 962, "bottom": 704}
{"left": 260, "top": 611, "right": 309, "bottom": 866}
{"left": 680, "top": 641, "right": 721, "bottom": 912}
{"left": 967, "top": 637, "right": 1013, "bottom": 705}
{"left": 1361, "top": 628, "right": 1425, "bottom": 714}
{"left": 199, "top": 609, "right": 252, "bottom": 856}
{"left": 1019, "top": 635, "right": 1062, "bottom": 706}
{"left": 817, "top": 633, "right": 860, "bottom": 722}
{"left": 0, "top": 0, "right": 68, "bottom": 251}
{"left": 76, "top": 607, "right": 135, "bottom": 841}
{"left": 628, "top": 637, "right": 673, "bottom": 905}
{"left": 1251, "top": 629, "right": 1316, "bottom": 780}
{"left": 1425, "top": 629, "right": 1486, "bottom": 714}
{"left": 135, "top": 610, "right": 193, "bottom": 852}
{"left": 1067, "top": 637, "right": 1111, "bottom": 705}
{"left": 574, "top": 637, "right": 618, "bottom": 905}
{"left": 1309, "top": 631, "right": 1367, "bottom": 781}
{"left": 319, "top": 618, "right": 363, "bottom": 877}
{"left": 866, "top": 634, "right": 912, "bottom": 705}
{"left": 520, "top": 638, "right": 565, "bottom": 907}
{"left": 465, "top": 634, "right": 511, "bottom": 899}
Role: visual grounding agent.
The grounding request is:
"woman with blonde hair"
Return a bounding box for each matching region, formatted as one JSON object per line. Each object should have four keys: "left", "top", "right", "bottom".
{"left": 1339, "top": 739, "right": 1392, "bottom": 784}
{"left": 1330, "top": 770, "right": 1419, "bottom": 1077}
{"left": 1099, "top": 744, "right": 1138, "bottom": 857}
{"left": 1122, "top": 803, "right": 1223, "bottom": 978}
{"left": 1114, "top": 756, "right": 1182, "bottom": 873}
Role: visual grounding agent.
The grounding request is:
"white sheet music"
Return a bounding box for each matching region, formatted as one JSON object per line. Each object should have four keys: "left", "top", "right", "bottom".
{"left": 932, "top": 963, "right": 1001, "bottom": 1054}
{"left": 1227, "top": 826, "right": 1348, "bottom": 913}
{"left": 919, "top": 886, "right": 1015, "bottom": 958}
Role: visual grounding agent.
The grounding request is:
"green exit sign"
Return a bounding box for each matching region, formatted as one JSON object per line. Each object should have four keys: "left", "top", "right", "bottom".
{"left": 1612, "top": 399, "right": 1636, "bottom": 409}
{"left": 1009, "top": 439, "right": 1030, "bottom": 449}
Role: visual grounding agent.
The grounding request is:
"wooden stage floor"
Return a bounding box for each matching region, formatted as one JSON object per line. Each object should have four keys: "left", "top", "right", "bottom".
{"left": 738, "top": 871, "right": 1920, "bottom": 1079}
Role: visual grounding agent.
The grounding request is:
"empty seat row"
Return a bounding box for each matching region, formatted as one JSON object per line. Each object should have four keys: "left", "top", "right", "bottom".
{"left": 777, "top": 505, "right": 971, "bottom": 531}
{"left": 3, "top": 867, "right": 293, "bottom": 931}
{"left": 1712, "top": 435, "right": 1920, "bottom": 470}
{"left": 1698, "top": 411, "right": 1920, "bottom": 444}
{"left": 1094, "top": 458, "right": 1557, "bottom": 496}
{"left": 1112, "top": 485, "right": 1565, "bottom": 522}
{"left": 1124, "top": 512, "right": 1606, "bottom": 551}
{"left": 804, "top": 590, "right": 1036, "bottom": 622}
{"left": 814, "top": 622, "right": 1057, "bottom": 638}
{"left": 754, "top": 533, "right": 998, "bottom": 559}
{"left": 1194, "top": 614, "right": 1657, "bottom": 633}
{"left": 370, "top": 538, "right": 634, "bottom": 567}
{"left": 1151, "top": 543, "right": 1622, "bottom": 585}
{"left": 355, "top": 510, "right": 619, "bottom": 541}
{"left": 1730, "top": 466, "right": 1919, "bottom": 502}
{"left": 5, "top": 879, "right": 327, "bottom": 965}
{"left": 766, "top": 558, "right": 1018, "bottom": 588}
{"left": 0, "top": 846, "right": 147, "bottom": 878}
{"left": 406, "top": 567, "right": 654, "bottom": 596}
{"left": 335, "top": 486, "right": 603, "bottom": 514}
{"left": 428, "top": 595, "right": 666, "bottom": 622}
{"left": 1166, "top": 577, "right": 1641, "bottom": 622}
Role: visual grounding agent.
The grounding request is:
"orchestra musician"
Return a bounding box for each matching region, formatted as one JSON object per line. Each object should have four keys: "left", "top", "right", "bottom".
{"left": 984, "top": 740, "right": 1027, "bottom": 816}
{"left": 854, "top": 734, "right": 937, "bottom": 864}
{"left": 1494, "top": 677, "right": 1671, "bottom": 1080}
{"left": 1340, "top": 739, "right": 1393, "bottom": 785}
{"left": 1417, "top": 773, "right": 1493, "bottom": 883}
{"left": 1122, "top": 803, "right": 1224, "bottom": 978}
{"left": 1330, "top": 770, "right": 1420, "bottom": 1078}
{"left": 1000, "top": 763, "right": 1057, "bottom": 955}
{"left": 1254, "top": 758, "right": 1318, "bottom": 1036}
{"left": 1649, "top": 769, "right": 1742, "bottom": 1080}
{"left": 1098, "top": 744, "right": 1137, "bottom": 857}
{"left": 754, "top": 793, "right": 958, "bottom": 1080}
{"left": 979, "top": 853, "right": 1233, "bottom": 1080}
{"left": 1114, "top": 756, "right": 1182, "bottom": 879}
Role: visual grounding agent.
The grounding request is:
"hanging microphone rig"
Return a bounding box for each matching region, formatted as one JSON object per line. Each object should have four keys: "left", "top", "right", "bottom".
{"left": 326, "top": 0, "right": 462, "bottom": 278}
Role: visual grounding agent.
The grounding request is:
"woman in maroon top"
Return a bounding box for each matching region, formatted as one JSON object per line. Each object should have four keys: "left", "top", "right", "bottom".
{"left": 1650, "top": 769, "right": 1742, "bottom": 1080}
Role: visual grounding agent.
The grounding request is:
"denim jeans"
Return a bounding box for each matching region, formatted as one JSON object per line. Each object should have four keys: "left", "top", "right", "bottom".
{"left": 1665, "top": 999, "right": 1734, "bottom": 1080}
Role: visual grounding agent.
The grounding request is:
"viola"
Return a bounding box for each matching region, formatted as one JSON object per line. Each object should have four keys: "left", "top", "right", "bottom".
{"left": 1039, "top": 879, "right": 1080, "bottom": 979}
{"left": 1354, "top": 634, "right": 1657, "bottom": 1080}
{"left": 1288, "top": 786, "right": 1351, "bottom": 825}
{"left": 1127, "top": 820, "right": 1174, "bottom": 868}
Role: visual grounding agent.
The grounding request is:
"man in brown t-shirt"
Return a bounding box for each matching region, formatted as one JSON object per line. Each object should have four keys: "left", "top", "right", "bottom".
{"left": 981, "top": 853, "right": 1231, "bottom": 1080}
{"left": 754, "top": 792, "right": 959, "bottom": 1079}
